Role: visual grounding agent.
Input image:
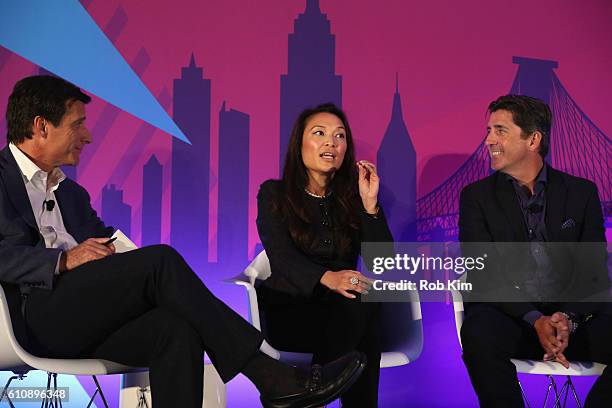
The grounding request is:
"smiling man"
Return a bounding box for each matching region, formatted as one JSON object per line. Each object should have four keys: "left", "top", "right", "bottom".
{"left": 458, "top": 95, "right": 612, "bottom": 407}
{"left": 0, "top": 76, "right": 366, "bottom": 408}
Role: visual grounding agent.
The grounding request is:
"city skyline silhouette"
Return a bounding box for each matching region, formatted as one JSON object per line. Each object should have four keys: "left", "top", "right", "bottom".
{"left": 0, "top": 1, "right": 610, "bottom": 405}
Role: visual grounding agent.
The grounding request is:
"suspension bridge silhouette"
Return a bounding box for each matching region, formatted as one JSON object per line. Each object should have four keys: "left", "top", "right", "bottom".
{"left": 417, "top": 56, "right": 611, "bottom": 241}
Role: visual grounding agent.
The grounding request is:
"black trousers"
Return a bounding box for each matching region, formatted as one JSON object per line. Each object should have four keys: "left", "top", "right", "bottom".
{"left": 461, "top": 303, "right": 612, "bottom": 408}
{"left": 259, "top": 285, "right": 381, "bottom": 408}
{"left": 24, "top": 245, "right": 263, "bottom": 408}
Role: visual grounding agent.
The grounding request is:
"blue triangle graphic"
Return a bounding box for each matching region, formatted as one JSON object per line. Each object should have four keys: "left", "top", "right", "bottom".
{"left": 0, "top": 0, "right": 190, "bottom": 144}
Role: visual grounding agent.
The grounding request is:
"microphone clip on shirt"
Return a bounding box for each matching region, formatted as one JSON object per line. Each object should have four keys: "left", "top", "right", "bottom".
{"left": 43, "top": 199, "right": 55, "bottom": 211}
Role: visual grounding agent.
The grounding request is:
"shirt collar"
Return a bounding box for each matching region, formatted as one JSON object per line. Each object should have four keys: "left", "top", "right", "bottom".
{"left": 9, "top": 143, "right": 66, "bottom": 189}
{"left": 536, "top": 163, "right": 547, "bottom": 185}
{"left": 504, "top": 163, "right": 548, "bottom": 187}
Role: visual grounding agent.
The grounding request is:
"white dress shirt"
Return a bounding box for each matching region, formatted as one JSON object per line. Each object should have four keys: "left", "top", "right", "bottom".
{"left": 9, "top": 144, "right": 78, "bottom": 272}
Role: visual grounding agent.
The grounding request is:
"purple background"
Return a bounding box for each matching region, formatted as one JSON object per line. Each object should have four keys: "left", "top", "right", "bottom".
{"left": 1, "top": 0, "right": 611, "bottom": 406}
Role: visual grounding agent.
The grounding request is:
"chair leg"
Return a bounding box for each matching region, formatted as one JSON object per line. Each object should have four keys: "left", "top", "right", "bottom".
{"left": 542, "top": 375, "right": 553, "bottom": 408}
{"left": 522, "top": 375, "right": 566, "bottom": 408}
{"left": 2, "top": 372, "right": 115, "bottom": 408}
{"left": 567, "top": 377, "right": 582, "bottom": 408}
{"left": 137, "top": 386, "right": 150, "bottom": 408}
{"left": 562, "top": 382, "right": 571, "bottom": 408}
{"left": 549, "top": 375, "right": 562, "bottom": 408}
{"left": 519, "top": 380, "right": 532, "bottom": 408}
{"left": 0, "top": 374, "right": 23, "bottom": 408}
{"left": 39, "top": 372, "right": 64, "bottom": 408}
{"left": 86, "top": 375, "right": 109, "bottom": 408}
{"left": 41, "top": 372, "right": 52, "bottom": 408}
{"left": 85, "top": 389, "right": 99, "bottom": 408}
{"left": 52, "top": 372, "right": 62, "bottom": 408}
{"left": 552, "top": 376, "right": 582, "bottom": 408}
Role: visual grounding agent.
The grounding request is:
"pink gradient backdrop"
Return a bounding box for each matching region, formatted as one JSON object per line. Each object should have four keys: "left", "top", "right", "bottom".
{"left": 1, "top": 1, "right": 611, "bottom": 406}
{"left": 2, "top": 0, "right": 610, "bottom": 261}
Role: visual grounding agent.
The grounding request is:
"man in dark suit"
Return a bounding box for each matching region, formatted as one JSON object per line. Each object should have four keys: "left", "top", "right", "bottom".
{"left": 0, "top": 75, "right": 365, "bottom": 408}
{"left": 458, "top": 95, "right": 611, "bottom": 407}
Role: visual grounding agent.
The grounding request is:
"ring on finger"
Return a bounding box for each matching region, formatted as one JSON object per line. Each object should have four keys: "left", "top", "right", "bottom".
{"left": 349, "top": 276, "right": 359, "bottom": 286}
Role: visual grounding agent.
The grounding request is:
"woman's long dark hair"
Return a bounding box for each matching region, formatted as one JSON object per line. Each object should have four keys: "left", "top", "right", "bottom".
{"left": 278, "top": 103, "right": 361, "bottom": 256}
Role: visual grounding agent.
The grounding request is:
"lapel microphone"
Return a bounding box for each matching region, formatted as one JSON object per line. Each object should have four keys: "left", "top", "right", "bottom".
{"left": 43, "top": 199, "right": 56, "bottom": 211}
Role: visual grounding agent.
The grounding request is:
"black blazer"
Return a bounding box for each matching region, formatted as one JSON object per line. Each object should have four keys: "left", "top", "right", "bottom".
{"left": 458, "top": 165, "right": 610, "bottom": 318}
{"left": 256, "top": 180, "right": 393, "bottom": 298}
{"left": 0, "top": 146, "right": 113, "bottom": 346}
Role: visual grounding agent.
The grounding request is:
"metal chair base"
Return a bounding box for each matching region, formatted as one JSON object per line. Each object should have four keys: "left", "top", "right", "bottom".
{"left": 42, "top": 372, "right": 63, "bottom": 408}
{"left": 86, "top": 375, "right": 110, "bottom": 408}
{"left": 0, "top": 372, "right": 109, "bottom": 408}
{"left": 519, "top": 375, "right": 582, "bottom": 408}
{"left": 137, "top": 386, "right": 150, "bottom": 408}
{"left": 0, "top": 373, "right": 26, "bottom": 408}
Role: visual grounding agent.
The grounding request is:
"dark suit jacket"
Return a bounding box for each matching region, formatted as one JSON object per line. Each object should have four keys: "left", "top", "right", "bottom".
{"left": 256, "top": 180, "right": 393, "bottom": 299}
{"left": 458, "top": 164, "right": 610, "bottom": 319}
{"left": 0, "top": 146, "right": 113, "bottom": 346}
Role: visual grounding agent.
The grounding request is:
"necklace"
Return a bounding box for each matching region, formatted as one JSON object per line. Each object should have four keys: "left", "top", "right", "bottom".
{"left": 304, "top": 188, "right": 330, "bottom": 198}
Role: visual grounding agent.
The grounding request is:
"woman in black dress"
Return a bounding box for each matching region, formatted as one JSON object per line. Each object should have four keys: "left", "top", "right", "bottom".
{"left": 256, "top": 103, "right": 393, "bottom": 407}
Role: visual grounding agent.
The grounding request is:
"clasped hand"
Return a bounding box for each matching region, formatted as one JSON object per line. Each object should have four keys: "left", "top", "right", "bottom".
{"left": 534, "top": 312, "right": 570, "bottom": 368}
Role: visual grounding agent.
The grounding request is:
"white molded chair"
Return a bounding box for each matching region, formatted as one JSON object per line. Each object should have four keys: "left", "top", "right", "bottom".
{"left": 1, "top": 281, "right": 227, "bottom": 408}
{"left": 0, "top": 282, "right": 146, "bottom": 407}
{"left": 228, "top": 251, "right": 424, "bottom": 369}
{"left": 451, "top": 290, "right": 606, "bottom": 408}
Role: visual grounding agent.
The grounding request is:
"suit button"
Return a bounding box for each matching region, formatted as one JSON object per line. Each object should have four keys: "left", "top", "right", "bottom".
{"left": 322, "top": 220, "right": 329, "bottom": 226}
{"left": 323, "top": 239, "right": 331, "bottom": 245}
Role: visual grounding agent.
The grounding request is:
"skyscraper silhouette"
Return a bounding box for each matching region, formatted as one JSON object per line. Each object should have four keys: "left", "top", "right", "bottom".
{"left": 377, "top": 77, "right": 417, "bottom": 241}
{"left": 510, "top": 56, "right": 558, "bottom": 163}
{"left": 217, "top": 102, "right": 250, "bottom": 266}
{"left": 171, "top": 54, "right": 211, "bottom": 269}
{"left": 279, "top": 0, "right": 342, "bottom": 172}
{"left": 107, "top": 88, "right": 171, "bottom": 187}
{"left": 142, "top": 154, "right": 162, "bottom": 246}
{"left": 102, "top": 184, "right": 131, "bottom": 237}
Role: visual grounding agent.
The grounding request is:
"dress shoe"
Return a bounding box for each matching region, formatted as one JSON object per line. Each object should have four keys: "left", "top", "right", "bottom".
{"left": 260, "top": 351, "right": 366, "bottom": 408}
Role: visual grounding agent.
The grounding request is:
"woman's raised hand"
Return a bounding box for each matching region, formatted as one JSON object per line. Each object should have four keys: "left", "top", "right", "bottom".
{"left": 357, "top": 160, "right": 379, "bottom": 214}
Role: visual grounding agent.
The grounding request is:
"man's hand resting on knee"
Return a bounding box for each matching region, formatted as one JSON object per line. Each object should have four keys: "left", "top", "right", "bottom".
{"left": 59, "top": 238, "right": 116, "bottom": 272}
{"left": 534, "top": 312, "right": 570, "bottom": 368}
